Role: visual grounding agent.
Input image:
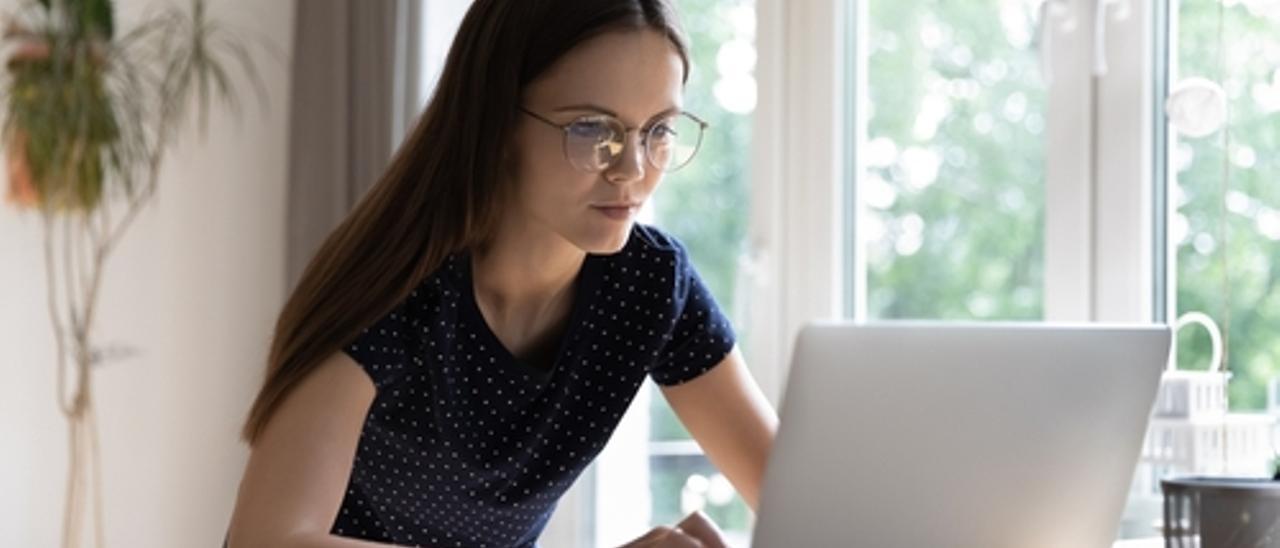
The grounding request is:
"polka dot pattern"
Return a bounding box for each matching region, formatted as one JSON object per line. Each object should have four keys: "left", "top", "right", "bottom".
{"left": 326, "top": 223, "right": 737, "bottom": 547}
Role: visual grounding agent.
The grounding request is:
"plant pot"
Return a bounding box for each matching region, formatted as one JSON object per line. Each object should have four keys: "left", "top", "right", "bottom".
{"left": 1162, "top": 476, "right": 1280, "bottom": 547}
{"left": 5, "top": 128, "right": 40, "bottom": 207}
{"left": 4, "top": 39, "right": 47, "bottom": 209}
{"left": 3, "top": 34, "right": 115, "bottom": 212}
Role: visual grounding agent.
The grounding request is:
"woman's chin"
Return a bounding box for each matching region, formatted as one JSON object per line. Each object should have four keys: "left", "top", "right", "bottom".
{"left": 575, "top": 223, "right": 632, "bottom": 255}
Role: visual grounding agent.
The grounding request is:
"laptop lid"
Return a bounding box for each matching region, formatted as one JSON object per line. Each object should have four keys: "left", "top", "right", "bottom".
{"left": 751, "top": 322, "right": 1171, "bottom": 548}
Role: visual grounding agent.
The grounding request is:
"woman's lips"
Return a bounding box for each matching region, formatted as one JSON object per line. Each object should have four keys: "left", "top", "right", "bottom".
{"left": 593, "top": 205, "right": 634, "bottom": 221}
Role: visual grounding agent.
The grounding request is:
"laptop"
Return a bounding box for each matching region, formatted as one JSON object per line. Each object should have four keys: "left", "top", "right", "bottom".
{"left": 751, "top": 322, "right": 1172, "bottom": 548}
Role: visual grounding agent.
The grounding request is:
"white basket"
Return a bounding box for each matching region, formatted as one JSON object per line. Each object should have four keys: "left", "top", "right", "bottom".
{"left": 1134, "top": 416, "right": 1276, "bottom": 497}
{"left": 1129, "top": 312, "right": 1277, "bottom": 499}
{"left": 1153, "top": 371, "right": 1229, "bottom": 419}
{"left": 1152, "top": 312, "right": 1227, "bottom": 419}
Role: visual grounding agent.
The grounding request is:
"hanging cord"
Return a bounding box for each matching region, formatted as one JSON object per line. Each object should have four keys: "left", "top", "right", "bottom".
{"left": 1217, "top": 0, "right": 1231, "bottom": 375}
{"left": 1215, "top": 0, "right": 1233, "bottom": 473}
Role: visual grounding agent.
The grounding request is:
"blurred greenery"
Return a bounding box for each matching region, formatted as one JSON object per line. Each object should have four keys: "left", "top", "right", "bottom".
{"left": 1173, "top": 0, "right": 1280, "bottom": 411}
{"left": 862, "top": 0, "right": 1045, "bottom": 320}
{"left": 656, "top": 0, "right": 752, "bottom": 321}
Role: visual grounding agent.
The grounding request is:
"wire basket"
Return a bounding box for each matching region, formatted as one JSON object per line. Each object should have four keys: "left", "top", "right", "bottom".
{"left": 1162, "top": 477, "right": 1280, "bottom": 547}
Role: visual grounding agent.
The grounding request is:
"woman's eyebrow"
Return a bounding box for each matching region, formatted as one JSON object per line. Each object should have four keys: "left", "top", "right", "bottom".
{"left": 553, "top": 103, "right": 682, "bottom": 122}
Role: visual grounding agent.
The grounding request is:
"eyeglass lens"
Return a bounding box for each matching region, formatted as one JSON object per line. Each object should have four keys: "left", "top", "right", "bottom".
{"left": 563, "top": 113, "right": 704, "bottom": 173}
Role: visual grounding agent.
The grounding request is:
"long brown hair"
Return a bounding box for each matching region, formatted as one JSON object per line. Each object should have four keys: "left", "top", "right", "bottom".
{"left": 240, "top": 0, "right": 692, "bottom": 445}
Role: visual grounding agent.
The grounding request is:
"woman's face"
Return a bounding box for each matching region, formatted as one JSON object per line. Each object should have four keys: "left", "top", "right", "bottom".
{"left": 507, "top": 28, "right": 685, "bottom": 254}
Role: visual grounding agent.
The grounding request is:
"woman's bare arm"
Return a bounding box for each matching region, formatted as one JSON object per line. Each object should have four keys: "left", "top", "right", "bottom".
{"left": 225, "top": 351, "right": 411, "bottom": 548}
{"left": 659, "top": 345, "right": 778, "bottom": 510}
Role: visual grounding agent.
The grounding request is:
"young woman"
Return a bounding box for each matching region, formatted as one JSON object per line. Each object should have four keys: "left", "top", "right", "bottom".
{"left": 225, "top": 1, "right": 777, "bottom": 546}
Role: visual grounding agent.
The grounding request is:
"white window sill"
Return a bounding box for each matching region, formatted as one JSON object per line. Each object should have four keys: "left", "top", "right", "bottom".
{"left": 1114, "top": 539, "right": 1163, "bottom": 548}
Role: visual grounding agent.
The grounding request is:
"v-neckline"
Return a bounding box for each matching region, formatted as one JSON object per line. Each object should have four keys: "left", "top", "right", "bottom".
{"left": 455, "top": 250, "right": 599, "bottom": 383}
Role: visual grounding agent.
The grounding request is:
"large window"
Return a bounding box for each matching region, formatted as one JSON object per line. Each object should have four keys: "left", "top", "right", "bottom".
{"left": 840, "top": 0, "right": 1280, "bottom": 543}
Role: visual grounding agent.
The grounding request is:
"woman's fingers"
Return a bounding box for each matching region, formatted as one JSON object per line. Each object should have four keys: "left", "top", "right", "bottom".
{"left": 618, "top": 512, "right": 727, "bottom": 548}
{"left": 675, "top": 511, "right": 729, "bottom": 548}
{"left": 666, "top": 527, "right": 706, "bottom": 548}
{"left": 620, "top": 525, "right": 704, "bottom": 547}
{"left": 624, "top": 526, "right": 668, "bottom": 545}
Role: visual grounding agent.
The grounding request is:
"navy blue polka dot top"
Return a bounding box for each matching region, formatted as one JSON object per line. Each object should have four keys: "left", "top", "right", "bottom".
{"left": 327, "top": 223, "right": 737, "bottom": 547}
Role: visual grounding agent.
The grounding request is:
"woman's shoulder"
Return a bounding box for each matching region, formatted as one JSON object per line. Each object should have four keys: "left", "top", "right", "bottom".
{"left": 342, "top": 254, "right": 464, "bottom": 378}
{"left": 623, "top": 222, "right": 689, "bottom": 260}
{"left": 596, "top": 223, "right": 692, "bottom": 288}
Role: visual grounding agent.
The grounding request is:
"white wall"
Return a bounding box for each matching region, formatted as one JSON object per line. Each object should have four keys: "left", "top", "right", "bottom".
{"left": 0, "top": 0, "right": 294, "bottom": 546}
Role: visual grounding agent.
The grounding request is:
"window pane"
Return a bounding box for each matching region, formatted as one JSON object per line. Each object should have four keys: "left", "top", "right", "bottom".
{"left": 1171, "top": 1, "right": 1280, "bottom": 411}
{"left": 861, "top": 0, "right": 1045, "bottom": 320}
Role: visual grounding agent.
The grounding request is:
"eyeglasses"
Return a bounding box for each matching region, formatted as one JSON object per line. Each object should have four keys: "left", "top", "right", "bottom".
{"left": 518, "top": 106, "right": 708, "bottom": 173}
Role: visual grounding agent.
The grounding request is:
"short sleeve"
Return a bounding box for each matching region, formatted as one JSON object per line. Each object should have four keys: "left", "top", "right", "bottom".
{"left": 342, "top": 298, "right": 418, "bottom": 391}
{"left": 649, "top": 243, "right": 738, "bottom": 386}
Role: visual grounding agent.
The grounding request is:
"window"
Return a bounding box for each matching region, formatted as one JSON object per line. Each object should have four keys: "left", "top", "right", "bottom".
{"left": 419, "top": 0, "right": 470, "bottom": 102}
{"left": 824, "top": 0, "right": 1276, "bottom": 542}
{"left": 828, "top": 0, "right": 1280, "bottom": 542}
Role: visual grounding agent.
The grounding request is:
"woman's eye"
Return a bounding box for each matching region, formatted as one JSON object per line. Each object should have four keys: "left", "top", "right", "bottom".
{"left": 649, "top": 123, "right": 677, "bottom": 142}
{"left": 568, "top": 121, "right": 615, "bottom": 143}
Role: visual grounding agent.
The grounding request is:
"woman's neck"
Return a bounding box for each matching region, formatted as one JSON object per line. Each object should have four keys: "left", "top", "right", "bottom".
{"left": 470, "top": 220, "right": 586, "bottom": 324}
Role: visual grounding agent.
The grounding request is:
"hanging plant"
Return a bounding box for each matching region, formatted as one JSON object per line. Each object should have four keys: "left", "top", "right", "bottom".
{"left": 0, "top": 0, "right": 268, "bottom": 546}
{"left": 5, "top": 0, "right": 119, "bottom": 211}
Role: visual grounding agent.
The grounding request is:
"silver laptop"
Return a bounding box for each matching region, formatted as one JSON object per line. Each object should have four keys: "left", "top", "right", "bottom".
{"left": 751, "top": 322, "right": 1172, "bottom": 548}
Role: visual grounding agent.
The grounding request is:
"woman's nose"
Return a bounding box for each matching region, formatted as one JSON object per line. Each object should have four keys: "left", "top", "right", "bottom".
{"left": 604, "top": 130, "right": 647, "bottom": 185}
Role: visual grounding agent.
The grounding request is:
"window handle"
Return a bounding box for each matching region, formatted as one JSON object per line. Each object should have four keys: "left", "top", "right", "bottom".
{"left": 1037, "top": 0, "right": 1075, "bottom": 84}
{"left": 1093, "top": 0, "right": 1132, "bottom": 77}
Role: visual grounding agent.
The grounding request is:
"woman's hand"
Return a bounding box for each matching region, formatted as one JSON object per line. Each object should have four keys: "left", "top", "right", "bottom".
{"left": 619, "top": 511, "right": 730, "bottom": 548}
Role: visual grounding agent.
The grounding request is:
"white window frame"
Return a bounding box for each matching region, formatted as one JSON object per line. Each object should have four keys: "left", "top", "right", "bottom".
{"left": 745, "top": 1, "right": 1161, "bottom": 545}
{"left": 747, "top": 0, "right": 849, "bottom": 405}
{"left": 1091, "top": 0, "right": 1159, "bottom": 325}
{"left": 747, "top": 0, "right": 1160, "bottom": 406}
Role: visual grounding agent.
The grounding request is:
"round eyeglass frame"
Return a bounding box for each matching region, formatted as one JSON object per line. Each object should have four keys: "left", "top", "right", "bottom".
{"left": 518, "top": 106, "right": 709, "bottom": 174}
